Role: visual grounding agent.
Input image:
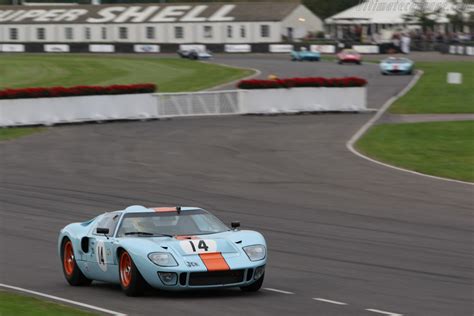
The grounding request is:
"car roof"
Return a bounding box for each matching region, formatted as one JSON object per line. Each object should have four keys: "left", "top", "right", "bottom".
{"left": 119, "top": 205, "right": 203, "bottom": 214}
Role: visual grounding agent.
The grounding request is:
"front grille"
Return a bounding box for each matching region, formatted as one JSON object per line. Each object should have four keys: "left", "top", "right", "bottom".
{"left": 188, "top": 269, "right": 245, "bottom": 286}
{"left": 179, "top": 273, "right": 187, "bottom": 286}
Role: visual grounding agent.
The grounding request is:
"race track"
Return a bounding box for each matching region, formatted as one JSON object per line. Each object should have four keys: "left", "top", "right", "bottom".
{"left": 1, "top": 56, "right": 472, "bottom": 316}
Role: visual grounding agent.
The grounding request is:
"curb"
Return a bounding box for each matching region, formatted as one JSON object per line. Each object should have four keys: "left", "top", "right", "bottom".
{"left": 346, "top": 70, "right": 473, "bottom": 186}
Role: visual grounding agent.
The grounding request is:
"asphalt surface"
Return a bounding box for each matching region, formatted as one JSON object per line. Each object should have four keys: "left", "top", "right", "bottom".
{"left": 1, "top": 55, "right": 473, "bottom": 316}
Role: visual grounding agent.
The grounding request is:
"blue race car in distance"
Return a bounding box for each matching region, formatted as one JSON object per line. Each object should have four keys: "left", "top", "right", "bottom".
{"left": 380, "top": 57, "right": 414, "bottom": 75}
{"left": 59, "top": 206, "right": 266, "bottom": 296}
{"left": 291, "top": 47, "right": 320, "bottom": 61}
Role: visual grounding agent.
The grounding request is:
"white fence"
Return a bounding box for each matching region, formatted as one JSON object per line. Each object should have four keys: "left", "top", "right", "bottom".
{"left": 0, "top": 88, "right": 367, "bottom": 127}
{"left": 155, "top": 90, "right": 242, "bottom": 117}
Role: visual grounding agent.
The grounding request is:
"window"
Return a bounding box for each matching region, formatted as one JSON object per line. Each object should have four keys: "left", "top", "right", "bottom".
{"left": 65, "top": 27, "right": 73, "bottom": 40}
{"left": 118, "top": 26, "right": 128, "bottom": 40}
{"left": 84, "top": 27, "right": 91, "bottom": 40}
{"left": 101, "top": 27, "right": 107, "bottom": 40}
{"left": 174, "top": 26, "right": 184, "bottom": 39}
{"left": 203, "top": 25, "right": 212, "bottom": 39}
{"left": 260, "top": 25, "right": 270, "bottom": 38}
{"left": 146, "top": 26, "right": 155, "bottom": 40}
{"left": 9, "top": 28, "right": 18, "bottom": 40}
{"left": 94, "top": 212, "right": 122, "bottom": 237}
{"left": 226, "top": 25, "right": 233, "bottom": 38}
{"left": 240, "top": 25, "right": 246, "bottom": 38}
{"left": 36, "top": 28, "right": 45, "bottom": 40}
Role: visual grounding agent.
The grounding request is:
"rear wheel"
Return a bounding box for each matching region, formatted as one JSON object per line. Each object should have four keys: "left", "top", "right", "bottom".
{"left": 119, "top": 250, "right": 147, "bottom": 296}
{"left": 240, "top": 273, "right": 264, "bottom": 292}
{"left": 61, "top": 239, "right": 91, "bottom": 286}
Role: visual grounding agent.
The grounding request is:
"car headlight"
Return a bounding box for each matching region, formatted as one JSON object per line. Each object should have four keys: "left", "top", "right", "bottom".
{"left": 243, "top": 245, "right": 266, "bottom": 261}
{"left": 148, "top": 252, "right": 178, "bottom": 267}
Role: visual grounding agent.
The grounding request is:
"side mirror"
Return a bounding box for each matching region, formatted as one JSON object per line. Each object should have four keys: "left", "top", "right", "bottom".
{"left": 231, "top": 221, "right": 240, "bottom": 230}
{"left": 96, "top": 227, "right": 109, "bottom": 235}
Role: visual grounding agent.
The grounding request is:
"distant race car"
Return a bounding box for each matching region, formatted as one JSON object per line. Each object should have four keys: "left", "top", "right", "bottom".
{"left": 59, "top": 205, "right": 267, "bottom": 296}
{"left": 177, "top": 48, "right": 212, "bottom": 60}
{"left": 291, "top": 48, "right": 320, "bottom": 61}
{"left": 337, "top": 49, "right": 362, "bottom": 65}
{"left": 380, "top": 57, "right": 414, "bottom": 75}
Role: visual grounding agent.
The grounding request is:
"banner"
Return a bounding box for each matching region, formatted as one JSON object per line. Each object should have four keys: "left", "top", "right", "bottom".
{"left": 310, "top": 45, "right": 336, "bottom": 54}
{"left": 133, "top": 44, "right": 160, "bottom": 53}
{"left": 269, "top": 44, "right": 293, "bottom": 53}
{"left": 44, "top": 44, "right": 70, "bottom": 52}
{"left": 352, "top": 45, "right": 379, "bottom": 54}
{"left": 89, "top": 44, "right": 115, "bottom": 53}
{"left": 179, "top": 44, "right": 206, "bottom": 51}
{"left": 224, "top": 44, "right": 251, "bottom": 53}
{"left": 0, "top": 44, "right": 25, "bottom": 52}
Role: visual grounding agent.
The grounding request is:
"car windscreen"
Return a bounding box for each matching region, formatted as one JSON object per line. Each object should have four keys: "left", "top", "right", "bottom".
{"left": 384, "top": 59, "right": 408, "bottom": 64}
{"left": 116, "top": 210, "right": 229, "bottom": 237}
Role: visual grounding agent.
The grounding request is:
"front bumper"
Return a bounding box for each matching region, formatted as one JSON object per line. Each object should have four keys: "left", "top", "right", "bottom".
{"left": 144, "top": 266, "right": 264, "bottom": 290}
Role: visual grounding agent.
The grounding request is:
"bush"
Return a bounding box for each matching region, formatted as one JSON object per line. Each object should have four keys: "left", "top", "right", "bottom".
{"left": 0, "top": 83, "right": 156, "bottom": 100}
{"left": 237, "top": 77, "right": 367, "bottom": 89}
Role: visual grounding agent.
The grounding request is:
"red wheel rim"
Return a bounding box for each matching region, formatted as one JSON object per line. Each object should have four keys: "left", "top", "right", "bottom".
{"left": 120, "top": 252, "right": 132, "bottom": 287}
{"left": 63, "top": 241, "right": 75, "bottom": 276}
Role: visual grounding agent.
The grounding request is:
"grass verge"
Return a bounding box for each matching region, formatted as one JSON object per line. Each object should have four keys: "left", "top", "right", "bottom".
{"left": 0, "top": 54, "right": 253, "bottom": 92}
{"left": 0, "top": 127, "right": 44, "bottom": 141}
{"left": 356, "top": 121, "right": 474, "bottom": 182}
{"left": 389, "top": 61, "right": 474, "bottom": 114}
{"left": 0, "top": 291, "right": 98, "bottom": 316}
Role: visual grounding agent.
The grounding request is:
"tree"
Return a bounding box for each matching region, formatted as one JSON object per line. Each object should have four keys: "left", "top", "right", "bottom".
{"left": 403, "top": 0, "right": 443, "bottom": 32}
{"left": 447, "top": 0, "right": 473, "bottom": 32}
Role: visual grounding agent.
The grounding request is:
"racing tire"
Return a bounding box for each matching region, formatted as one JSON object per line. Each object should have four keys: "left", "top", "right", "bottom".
{"left": 338, "top": 61, "right": 343, "bottom": 65}
{"left": 61, "top": 238, "right": 92, "bottom": 286}
{"left": 357, "top": 61, "right": 361, "bottom": 65}
{"left": 240, "top": 273, "right": 264, "bottom": 292}
{"left": 119, "top": 250, "right": 147, "bottom": 297}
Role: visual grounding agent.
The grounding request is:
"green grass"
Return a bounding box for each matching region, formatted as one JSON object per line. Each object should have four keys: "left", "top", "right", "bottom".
{"left": 0, "top": 127, "right": 44, "bottom": 141}
{"left": 0, "top": 54, "right": 253, "bottom": 92}
{"left": 389, "top": 61, "right": 474, "bottom": 114}
{"left": 356, "top": 121, "right": 474, "bottom": 182}
{"left": 0, "top": 291, "right": 98, "bottom": 316}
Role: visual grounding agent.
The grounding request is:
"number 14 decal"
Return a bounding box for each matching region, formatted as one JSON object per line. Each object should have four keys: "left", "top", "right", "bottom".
{"left": 180, "top": 239, "right": 217, "bottom": 254}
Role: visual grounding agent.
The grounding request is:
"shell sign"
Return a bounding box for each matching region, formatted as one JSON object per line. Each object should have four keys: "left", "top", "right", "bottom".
{"left": 0, "top": 4, "right": 236, "bottom": 24}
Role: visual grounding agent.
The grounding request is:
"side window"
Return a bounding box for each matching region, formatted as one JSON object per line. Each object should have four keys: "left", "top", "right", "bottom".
{"left": 94, "top": 212, "right": 121, "bottom": 236}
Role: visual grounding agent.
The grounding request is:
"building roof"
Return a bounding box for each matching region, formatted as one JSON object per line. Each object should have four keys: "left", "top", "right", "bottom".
{"left": 0, "top": 2, "right": 301, "bottom": 24}
{"left": 325, "top": 0, "right": 474, "bottom": 25}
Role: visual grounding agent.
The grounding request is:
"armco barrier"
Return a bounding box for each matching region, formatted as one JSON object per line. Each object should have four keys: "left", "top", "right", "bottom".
{"left": 0, "top": 88, "right": 366, "bottom": 127}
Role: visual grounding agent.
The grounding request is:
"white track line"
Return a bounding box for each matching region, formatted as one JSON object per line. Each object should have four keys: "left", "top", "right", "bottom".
{"left": 203, "top": 62, "right": 262, "bottom": 91}
{"left": 366, "top": 308, "right": 403, "bottom": 316}
{"left": 0, "top": 283, "right": 127, "bottom": 316}
{"left": 313, "top": 298, "right": 347, "bottom": 305}
{"left": 346, "top": 70, "right": 473, "bottom": 186}
{"left": 263, "top": 287, "right": 295, "bottom": 295}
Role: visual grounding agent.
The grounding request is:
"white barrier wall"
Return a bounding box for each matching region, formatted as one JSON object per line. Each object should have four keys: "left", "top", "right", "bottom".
{"left": 0, "top": 94, "right": 157, "bottom": 126}
{"left": 242, "top": 87, "right": 366, "bottom": 113}
{"left": 0, "top": 88, "right": 366, "bottom": 126}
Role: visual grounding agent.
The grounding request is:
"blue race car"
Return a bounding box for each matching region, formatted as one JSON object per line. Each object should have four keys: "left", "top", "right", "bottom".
{"left": 59, "top": 206, "right": 266, "bottom": 296}
{"left": 380, "top": 57, "right": 414, "bottom": 75}
{"left": 291, "top": 48, "right": 320, "bottom": 61}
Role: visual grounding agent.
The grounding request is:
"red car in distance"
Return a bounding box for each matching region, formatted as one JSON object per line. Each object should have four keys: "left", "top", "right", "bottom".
{"left": 337, "top": 49, "right": 362, "bottom": 65}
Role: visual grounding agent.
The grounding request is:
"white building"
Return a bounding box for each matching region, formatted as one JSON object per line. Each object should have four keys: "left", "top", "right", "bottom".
{"left": 0, "top": 2, "right": 323, "bottom": 44}
{"left": 326, "top": 0, "right": 473, "bottom": 40}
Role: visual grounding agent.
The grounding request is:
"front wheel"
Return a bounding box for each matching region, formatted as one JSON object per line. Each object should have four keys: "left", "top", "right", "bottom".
{"left": 240, "top": 273, "right": 264, "bottom": 292}
{"left": 61, "top": 239, "right": 92, "bottom": 286}
{"left": 119, "top": 250, "right": 147, "bottom": 296}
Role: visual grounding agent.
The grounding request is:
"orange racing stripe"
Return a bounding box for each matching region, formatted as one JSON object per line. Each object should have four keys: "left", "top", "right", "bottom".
{"left": 153, "top": 207, "right": 177, "bottom": 213}
{"left": 199, "top": 252, "right": 230, "bottom": 271}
